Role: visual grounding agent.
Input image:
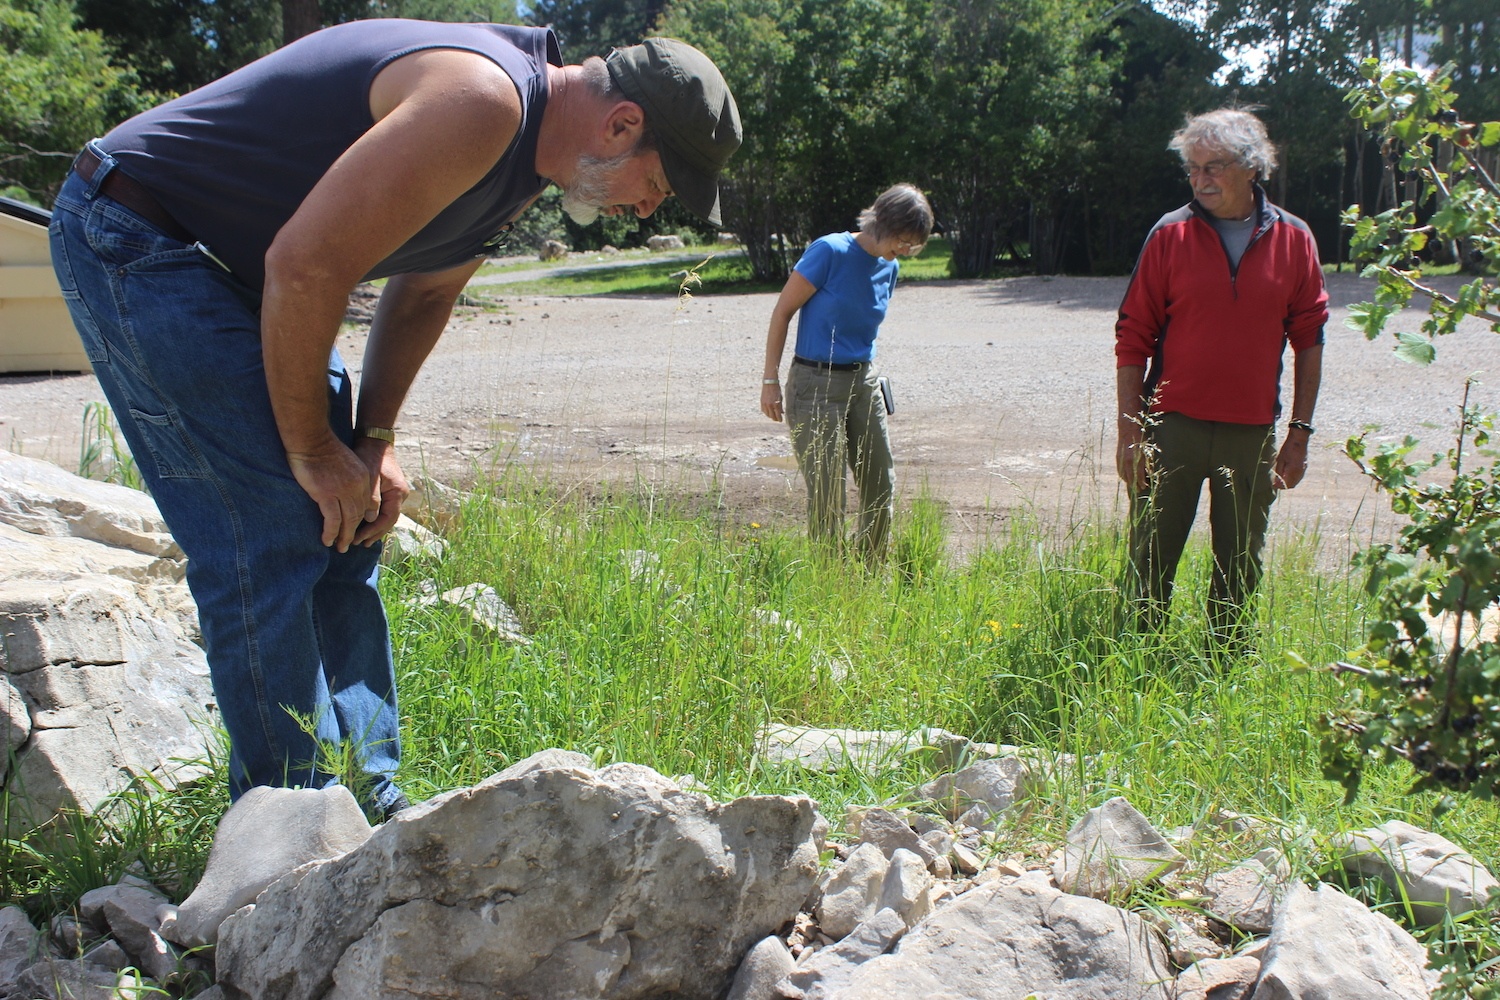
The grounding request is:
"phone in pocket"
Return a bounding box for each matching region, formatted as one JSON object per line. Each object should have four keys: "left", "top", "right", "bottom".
{"left": 877, "top": 375, "right": 894, "bottom": 416}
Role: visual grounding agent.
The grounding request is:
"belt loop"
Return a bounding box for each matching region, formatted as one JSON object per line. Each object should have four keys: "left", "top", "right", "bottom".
{"left": 78, "top": 140, "right": 114, "bottom": 200}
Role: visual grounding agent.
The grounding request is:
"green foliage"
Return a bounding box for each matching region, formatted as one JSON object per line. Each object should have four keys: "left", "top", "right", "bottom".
{"left": 0, "top": 0, "right": 149, "bottom": 204}
{"left": 72, "top": 0, "right": 277, "bottom": 96}
{"left": 1325, "top": 68, "right": 1500, "bottom": 819}
{"left": 1342, "top": 60, "right": 1500, "bottom": 361}
{"left": 1323, "top": 382, "right": 1500, "bottom": 806}
{"left": 917, "top": 0, "right": 1116, "bottom": 277}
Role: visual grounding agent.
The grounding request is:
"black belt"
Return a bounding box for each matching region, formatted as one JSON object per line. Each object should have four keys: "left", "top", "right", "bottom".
{"left": 72, "top": 147, "right": 194, "bottom": 244}
{"left": 793, "top": 356, "right": 867, "bottom": 372}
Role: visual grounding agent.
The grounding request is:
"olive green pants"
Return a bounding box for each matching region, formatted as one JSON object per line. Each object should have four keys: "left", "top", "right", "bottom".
{"left": 785, "top": 362, "right": 894, "bottom": 563}
{"left": 1126, "top": 412, "right": 1276, "bottom": 640}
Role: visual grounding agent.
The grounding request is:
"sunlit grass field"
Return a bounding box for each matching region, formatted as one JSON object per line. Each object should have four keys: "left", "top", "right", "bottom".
{"left": 5, "top": 463, "right": 1500, "bottom": 983}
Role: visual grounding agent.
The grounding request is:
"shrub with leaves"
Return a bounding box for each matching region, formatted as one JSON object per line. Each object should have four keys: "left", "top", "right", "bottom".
{"left": 1323, "top": 62, "right": 1500, "bottom": 807}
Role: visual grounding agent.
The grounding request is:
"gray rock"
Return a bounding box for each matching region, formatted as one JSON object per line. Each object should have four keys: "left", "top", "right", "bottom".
{"left": 0, "top": 449, "right": 179, "bottom": 561}
{"left": 162, "top": 784, "right": 373, "bottom": 948}
{"left": 1250, "top": 881, "right": 1435, "bottom": 1000}
{"left": 99, "top": 884, "right": 169, "bottom": 962}
{"left": 914, "top": 756, "right": 1036, "bottom": 821}
{"left": 854, "top": 808, "right": 937, "bottom": 866}
{"left": 1147, "top": 909, "right": 1226, "bottom": 966}
{"left": 0, "top": 905, "right": 43, "bottom": 987}
{"left": 49, "top": 914, "right": 90, "bottom": 955}
{"left": 399, "top": 474, "right": 467, "bottom": 531}
{"left": 214, "top": 751, "right": 823, "bottom": 1000}
{"left": 647, "top": 234, "right": 686, "bottom": 250}
{"left": 1175, "top": 954, "right": 1261, "bottom": 1000}
{"left": 1205, "top": 854, "right": 1284, "bottom": 934}
{"left": 725, "top": 935, "right": 795, "bottom": 1000}
{"left": 9, "top": 955, "right": 125, "bottom": 999}
{"left": 2, "top": 580, "right": 215, "bottom": 832}
{"left": 1339, "top": 820, "right": 1500, "bottom": 925}
{"left": 1051, "top": 796, "right": 1186, "bottom": 899}
{"left": 814, "top": 876, "right": 1174, "bottom": 999}
{"left": 816, "top": 842, "right": 888, "bottom": 940}
{"left": 783, "top": 908, "right": 907, "bottom": 1000}
{"left": 80, "top": 939, "right": 129, "bottom": 971}
{"left": 75, "top": 884, "right": 149, "bottom": 936}
{"left": 875, "top": 850, "right": 936, "bottom": 929}
{"left": 949, "top": 842, "right": 982, "bottom": 875}
{"left": 412, "top": 582, "right": 530, "bottom": 647}
{"left": 918, "top": 828, "right": 954, "bottom": 861}
{"left": 381, "top": 514, "right": 446, "bottom": 562}
{"left": 758, "top": 726, "right": 972, "bottom": 772}
{"left": 1, "top": 676, "right": 27, "bottom": 775}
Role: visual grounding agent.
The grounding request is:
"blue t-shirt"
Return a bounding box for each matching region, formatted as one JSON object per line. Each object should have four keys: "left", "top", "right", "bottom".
{"left": 792, "top": 232, "right": 899, "bottom": 364}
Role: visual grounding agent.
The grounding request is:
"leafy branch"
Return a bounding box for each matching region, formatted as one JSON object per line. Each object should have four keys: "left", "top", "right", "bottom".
{"left": 1341, "top": 60, "right": 1500, "bottom": 365}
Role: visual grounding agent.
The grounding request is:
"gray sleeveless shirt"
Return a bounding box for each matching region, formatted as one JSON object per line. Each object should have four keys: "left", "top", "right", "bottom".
{"left": 101, "top": 20, "right": 560, "bottom": 291}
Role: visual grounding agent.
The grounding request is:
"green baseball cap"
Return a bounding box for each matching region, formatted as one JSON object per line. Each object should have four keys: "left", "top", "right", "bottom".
{"left": 605, "top": 38, "right": 742, "bottom": 227}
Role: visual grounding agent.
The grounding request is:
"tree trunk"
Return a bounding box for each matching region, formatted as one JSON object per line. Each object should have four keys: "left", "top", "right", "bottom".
{"left": 283, "top": 0, "right": 321, "bottom": 45}
{"left": 721, "top": 179, "right": 787, "bottom": 283}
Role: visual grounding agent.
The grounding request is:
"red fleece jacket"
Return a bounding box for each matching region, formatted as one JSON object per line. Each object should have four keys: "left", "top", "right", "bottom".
{"left": 1114, "top": 189, "right": 1328, "bottom": 425}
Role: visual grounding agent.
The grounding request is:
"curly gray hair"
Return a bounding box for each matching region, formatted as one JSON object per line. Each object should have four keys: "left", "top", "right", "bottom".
{"left": 1169, "top": 109, "right": 1277, "bottom": 181}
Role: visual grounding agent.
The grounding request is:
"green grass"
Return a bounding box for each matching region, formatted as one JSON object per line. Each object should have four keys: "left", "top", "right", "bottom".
{"left": 471, "top": 238, "right": 959, "bottom": 299}
{"left": 5, "top": 470, "right": 1499, "bottom": 992}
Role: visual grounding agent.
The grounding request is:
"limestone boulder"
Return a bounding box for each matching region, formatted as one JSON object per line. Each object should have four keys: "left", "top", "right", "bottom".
{"left": 2, "top": 579, "right": 215, "bottom": 830}
{"left": 1250, "top": 881, "right": 1435, "bottom": 1000}
{"left": 758, "top": 725, "right": 973, "bottom": 772}
{"left": 1338, "top": 820, "right": 1499, "bottom": 925}
{"left": 1051, "top": 796, "right": 1186, "bottom": 899}
{"left": 162, "top": 785, "right": 374, "bottom": 948}
{"left": 0, "top": 449, "right": 179, "bottom": 563}
{"left": 214, "top": 751, "right": 824, "bottom": 1000}
{"left": 810, "top": 874, "right": 1174, "bottom": 999}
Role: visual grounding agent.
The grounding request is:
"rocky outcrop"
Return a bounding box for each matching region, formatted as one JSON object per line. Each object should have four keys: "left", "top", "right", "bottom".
{"left": 213, "top": 751, "right": 825, "bottom": 1000}
{"left": 0, "top": 449, "right": 215, "bottom": 832}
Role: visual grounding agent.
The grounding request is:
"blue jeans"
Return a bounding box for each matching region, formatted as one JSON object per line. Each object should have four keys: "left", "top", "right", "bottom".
{"left": 48, "top": 156, "right": 403, "bottom": 811}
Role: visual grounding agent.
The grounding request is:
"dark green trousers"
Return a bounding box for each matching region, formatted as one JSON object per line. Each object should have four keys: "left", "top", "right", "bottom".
{"left": 1126, "top": 412, "right": 1276, "bottom": 639}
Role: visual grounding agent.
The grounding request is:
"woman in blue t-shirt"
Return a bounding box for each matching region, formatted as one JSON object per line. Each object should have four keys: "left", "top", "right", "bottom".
{"left": 760, "top": 184, "right": 934, "bottom": 563}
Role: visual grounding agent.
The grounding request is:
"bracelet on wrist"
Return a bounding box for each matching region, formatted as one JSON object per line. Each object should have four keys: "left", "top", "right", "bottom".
{"left": 1288, "top": 420, "right": 1314, "bottom": 435}
{"left": 763, "top": 378, "right": 780, "bottom": 385}
{"left": 357, "top": 426, "right": 397, "bottom": 444}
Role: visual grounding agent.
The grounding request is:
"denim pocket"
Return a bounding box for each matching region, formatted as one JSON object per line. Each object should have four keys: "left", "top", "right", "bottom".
{"left": 126, "top": 405, "right": 210, "bottom": 480}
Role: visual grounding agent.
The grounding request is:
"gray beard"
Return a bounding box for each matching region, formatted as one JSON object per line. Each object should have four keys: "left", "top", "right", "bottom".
{"left": 560, "top": 152, "right": 635, "bottom": 226}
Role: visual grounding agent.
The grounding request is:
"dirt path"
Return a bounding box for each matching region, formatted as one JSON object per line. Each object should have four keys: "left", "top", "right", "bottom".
{"left": 4, "top": 272, "right": 1496, "bottom": 562}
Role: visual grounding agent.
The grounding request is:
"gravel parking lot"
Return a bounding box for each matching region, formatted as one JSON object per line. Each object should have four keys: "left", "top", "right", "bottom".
{"left": 4, "top": 270, "right": 1496, "bottom": 560}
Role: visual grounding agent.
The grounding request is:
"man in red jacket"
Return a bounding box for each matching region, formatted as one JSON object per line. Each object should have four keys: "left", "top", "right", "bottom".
{"left": 1115, "top": 108, "right": 1327, "bottom": 646}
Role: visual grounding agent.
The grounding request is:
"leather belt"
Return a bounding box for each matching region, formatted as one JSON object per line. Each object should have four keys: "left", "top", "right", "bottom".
{"left": 793, "top": 356, "right": 867, "bottom": 372}
{"left": 72, "top": 147, "right": 194, "bottom": 243}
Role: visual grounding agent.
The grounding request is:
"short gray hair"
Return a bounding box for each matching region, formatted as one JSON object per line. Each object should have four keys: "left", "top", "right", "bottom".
{"left": 581, "top": 56, "right": 658, "bottom": 154}
{"left": 1169, "top": 109, "right": 1277, "bottom": 181}
{"left": 857, "top": 184, "right": 934, "bottom": 243}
